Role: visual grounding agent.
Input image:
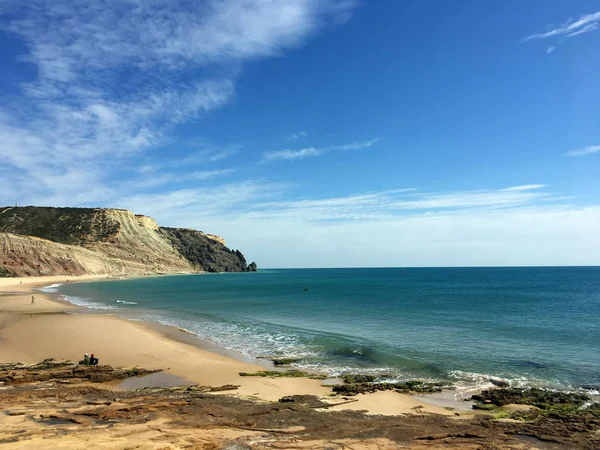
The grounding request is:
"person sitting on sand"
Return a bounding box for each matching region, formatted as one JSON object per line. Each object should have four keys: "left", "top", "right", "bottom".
{"left": 90, "top": 353, "right": 98, "bottom": 365}
{"left": 83, "top": 353, "right": 90, "bottom": 365}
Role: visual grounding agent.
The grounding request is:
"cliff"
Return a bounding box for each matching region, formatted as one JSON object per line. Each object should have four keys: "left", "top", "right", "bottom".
{"left": 0, "top": 206, "right": 257, "bottom": 277}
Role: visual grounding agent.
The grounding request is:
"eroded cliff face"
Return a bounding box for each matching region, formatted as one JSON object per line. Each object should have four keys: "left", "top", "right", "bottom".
{"left": 160, "top": 228, "right": 250, "bottom": 273}
{"left": 0, "top": 206, "right": 256, "bottom": 277}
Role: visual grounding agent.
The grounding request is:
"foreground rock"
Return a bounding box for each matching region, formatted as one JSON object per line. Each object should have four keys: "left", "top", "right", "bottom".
{"left": 0, "top": 360, "right": 598, "bottom": 449}
{"left": 239, "top": 370, "right": 327, "bottom": 379}
{"left": 0, "top": 359, "right": 159, "bottom": 384}
{"left": 1, "top": 374, "right": 599, "bottom": 448}
{"left": 333, "top": 380, "right": 444, "bottom": 396}
{"left": 471, "top": 387, "right": 591, "bottom": 408}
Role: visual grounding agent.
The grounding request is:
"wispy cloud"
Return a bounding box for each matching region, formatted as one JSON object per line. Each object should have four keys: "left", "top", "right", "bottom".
{"left": 287, "top": 131, "right": 309, "bottom": 140}
{"left": 566, "top": 145, "right": 600, "bottom": 156}
{"left": 262, "top": 138, "right": 381, "bottom": 162}
{"left": 522, "top": 11, "right": 600, "bottom": 42}
{"left": 242, "top": 185, "right": 556, "bottom": 221}
{"left": 186, "top": 169, "right": 236, "bottom": 181}
{"left": 176, "top": 145, "right": 241, "bottom": 166}
{"left": 501, "top": 184, "right": 546, "bottom": 192}
{"left": 0, "top": 0, "right": 358, "bottom": 206}
{"left": 114, "top": 183, "right": 599, "bottom": 267}
{"left": 546, "top": 46, "right": 555, "bottom": 54}
{"left": 118, "top": 180, "right": 286, "bottom": 221}
{"left": 121, "top": 183, "right": 558, "bottom": 225}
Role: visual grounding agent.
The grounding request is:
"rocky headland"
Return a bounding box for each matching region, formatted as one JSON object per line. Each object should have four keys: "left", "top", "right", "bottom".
{"left": 0, "top": 206, "right": 257, "bottom": 276}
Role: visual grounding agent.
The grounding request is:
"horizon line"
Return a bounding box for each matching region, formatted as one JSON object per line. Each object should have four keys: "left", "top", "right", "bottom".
{"left": 258, "top": 265, "right": 600, "bottom": 270}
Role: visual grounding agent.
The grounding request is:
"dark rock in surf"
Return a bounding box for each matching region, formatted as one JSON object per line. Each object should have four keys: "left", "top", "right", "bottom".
{"left": 271, "top": 358, "right": 302, "bottom": 366}
{"left": 489, "top": 378, "right": 510, "bottom": 388}
{"left": 471, "top": 388, "right": 590, "bottom": 407}
{"left": 342, "top": 374, "right": 376, "bottom": 384}
{"left": 333, "top": 380, "right": 443, "bottom": 396}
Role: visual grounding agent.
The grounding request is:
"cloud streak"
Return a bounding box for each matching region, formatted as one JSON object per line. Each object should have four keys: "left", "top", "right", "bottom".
{"left": 501, "top": 184, "right": 546, "bottom": 192}
{"left": 119, "top": 183, "right": 557, "bottom": 225}
{"left": 112, "top": 183, "right": 599, "bottom": 267}
{"left": 522, "top": 11, "right": 600, "bottom": 42}
{"left": 240, "top": 185, "right": 555, "bottom": 221}
{"left": 262, "top": 138, "right": 381, "bottom": 162}
{"left": 566, "top": 145, "right": 600, "bottom": 156}
{"left": 287, "top": 131, "right": 309, "bottom": 140}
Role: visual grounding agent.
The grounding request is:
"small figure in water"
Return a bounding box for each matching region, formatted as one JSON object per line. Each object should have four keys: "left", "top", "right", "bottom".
{"left": 303, "top": 287, "right": 309, "bottom": 292}
{"left": 31, "top": 295, "right": 35, "bottom": 305}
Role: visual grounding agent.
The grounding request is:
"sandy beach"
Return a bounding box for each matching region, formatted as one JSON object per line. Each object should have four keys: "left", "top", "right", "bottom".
{"left": 0, "top": 275, "right": 453, "bottom": 416}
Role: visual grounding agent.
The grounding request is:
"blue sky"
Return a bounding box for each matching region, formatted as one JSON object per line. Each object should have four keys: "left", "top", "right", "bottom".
{"left": 1, "top": 0, "right": 599, "bottom": 267}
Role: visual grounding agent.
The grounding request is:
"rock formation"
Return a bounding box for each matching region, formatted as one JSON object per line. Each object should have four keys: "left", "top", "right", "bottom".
{"left": 0, "top": 206, "right": 257, "bottom": 277}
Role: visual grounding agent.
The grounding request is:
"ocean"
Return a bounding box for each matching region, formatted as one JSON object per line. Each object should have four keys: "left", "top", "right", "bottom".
{"left": 44, "top": 267, "right": 600, "bottom": 395}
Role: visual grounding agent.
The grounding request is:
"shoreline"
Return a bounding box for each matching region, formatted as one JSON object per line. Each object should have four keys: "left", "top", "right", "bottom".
{"left": 0, "top": 275, "right": 462, "bottom": 416}
{"left": 5, "top": 275, "right": 598, "bottom": 399}
{"left": 40, "top": 275, "right": 599, "bottom": 398}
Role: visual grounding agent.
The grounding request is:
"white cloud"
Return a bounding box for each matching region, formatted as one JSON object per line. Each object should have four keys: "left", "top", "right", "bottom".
{"left": 207, "top": 148, "right": 240, "bottom": 162}
{"left": 501, "top": 184, "right": 545, "bottom": 192}
{"left": 176, "top": 145, "right": 242, "bottom": 166}
{"left": 114, "top": 184, "right": 600, "bottom": 267}
{"left": 262, "top": 138, "right": 381, "bottom": 162}
{"left": 120, "top": 184, "right": 560, "bottom": 225}
{"left": 566, "top": 145, "right": 600, "bottom": 156}
{"left": 186, "top": 169, "right": 237, "bottom": 181}
{"left": 0, "top": 0, "right": 358, "bottom": 206}
{"left": 117, "top": 180, "right": 286, "bottom": 221}
{"left": 546, "top": 46, "right": 555, "bottom": 54}
{"left": 4, "top": 0, "right": 358, "bottom": 81}
{"left": 522, "top": 11, "right": 600, "bottom": 42}
{"left": 235, "top": 186, "right": 557, "bottom": 222}
{"left": 287, "top": 131, "right": 309, "bottom": 140}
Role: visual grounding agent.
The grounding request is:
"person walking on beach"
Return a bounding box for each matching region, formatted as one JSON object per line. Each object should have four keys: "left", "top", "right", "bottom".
{"left": 31, "top": 295, "right": 35, "bottom": 305}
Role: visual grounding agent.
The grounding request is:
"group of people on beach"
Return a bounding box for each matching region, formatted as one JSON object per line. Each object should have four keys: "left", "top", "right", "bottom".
{"left": 80, "top": 353, "right": 99, "bottom": 366}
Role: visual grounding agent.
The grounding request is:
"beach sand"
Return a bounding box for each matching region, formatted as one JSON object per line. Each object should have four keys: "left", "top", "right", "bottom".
{"left": 0, "top": 275, "right": 454, "bottom": 416}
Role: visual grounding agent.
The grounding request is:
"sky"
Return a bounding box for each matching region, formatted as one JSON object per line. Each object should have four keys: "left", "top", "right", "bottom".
{"left": 1, "top": 0, "right": 599, "bottom": 268}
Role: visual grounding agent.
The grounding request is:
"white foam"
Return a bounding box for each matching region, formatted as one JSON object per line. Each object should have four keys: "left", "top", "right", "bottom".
{"left": 123, "top": 313, "right": 452, "bottom": 380}
{"left": 115, "top": 300, "right": 138, "bottom": 305}
{"left": 38, "top": 283, "right": 63, "bottom": 293}
{"left": 446, "top": 369, "right": 565, "bottom": 398}
{"left": 295, "top": 363, "right": 399, "bottom": 378}
{"left": 136, "top": 314, "right": 315, "bottom": 364}
{"left": 61, "top": 295, "right": 117, "bottom": 310}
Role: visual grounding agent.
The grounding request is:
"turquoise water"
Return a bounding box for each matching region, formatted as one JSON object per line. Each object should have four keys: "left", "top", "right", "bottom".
{"left": 47, "top": 268, "right": 600, "bottom": 393}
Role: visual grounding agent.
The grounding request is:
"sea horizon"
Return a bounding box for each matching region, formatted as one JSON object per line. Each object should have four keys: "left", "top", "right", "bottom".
{"left": 261, "top": 265, "right": 600, "bottom": 270}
